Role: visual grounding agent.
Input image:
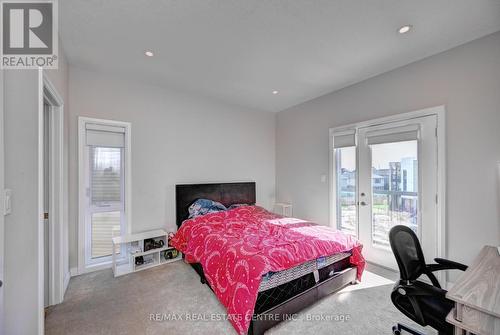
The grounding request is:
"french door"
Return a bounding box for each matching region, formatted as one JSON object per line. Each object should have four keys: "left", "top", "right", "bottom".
{"left": 79, "top": 118, "right": 129, "bottom": 270}
{"left": 334, "top": 115, "right": 438, "bottom": 270}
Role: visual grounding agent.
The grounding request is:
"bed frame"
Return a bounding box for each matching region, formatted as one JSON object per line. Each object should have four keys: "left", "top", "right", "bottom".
{"left": 175, "top": 182, "right": 357, "bottom": 335}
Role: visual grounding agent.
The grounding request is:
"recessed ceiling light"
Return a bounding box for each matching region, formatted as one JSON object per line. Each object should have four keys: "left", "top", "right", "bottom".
{"left": 272, "top": 90, "right": 279, "bottom": 95}
{"left": 145, "top": 50, "right": 154, "bottom": 57}
{"left": 398, "top": 25, "right": 412, "bottom": 34}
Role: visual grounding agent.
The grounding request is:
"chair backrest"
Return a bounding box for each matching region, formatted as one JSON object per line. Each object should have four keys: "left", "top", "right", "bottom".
{"left": 389, "top": 225, "right": 427, "bottom": 281}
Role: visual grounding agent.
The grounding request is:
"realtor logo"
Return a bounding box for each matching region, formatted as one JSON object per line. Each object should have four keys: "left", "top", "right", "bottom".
{"left": 1, "top": 0, "right": 58, "bottom": 69}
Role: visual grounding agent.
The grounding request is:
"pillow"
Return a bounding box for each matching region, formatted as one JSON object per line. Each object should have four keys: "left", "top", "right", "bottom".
{"left": 228, "top": 203, "right": 248, "bottom": 210}
{"left": 188, "top": 199, "right": 227, "bottom": 219}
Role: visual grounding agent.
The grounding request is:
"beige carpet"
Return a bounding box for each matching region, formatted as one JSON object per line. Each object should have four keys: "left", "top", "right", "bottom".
{"left": 46, "top": 261, "right": 432, "bottom": 335}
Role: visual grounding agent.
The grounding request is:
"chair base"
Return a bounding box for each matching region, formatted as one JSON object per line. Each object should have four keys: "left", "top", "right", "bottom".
{"left": 392, "top": 323, "right": 425, "bottom": 335}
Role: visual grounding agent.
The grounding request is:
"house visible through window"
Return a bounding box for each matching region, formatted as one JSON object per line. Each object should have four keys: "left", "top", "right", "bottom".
{"left": 335, "top": 146, "right": 357, "bottom": 237}
{"left": 332, "top": 129, "right": 357, "bottom": 237}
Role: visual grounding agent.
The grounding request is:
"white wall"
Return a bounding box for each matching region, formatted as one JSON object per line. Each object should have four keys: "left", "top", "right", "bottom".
{"left": 68, "top": 67, "right": 276, "bottom": 269}
{"left": 3, "top": 43, "right": 69, "bottom": 334}
{"left": 276, "top": 31, "right": 500, "bottom": 282}
{"left": 4, "top": 69, "right": 41, "bottom": 335}
{"left": 0, "top": 68, "right": 5, "bottom": 335}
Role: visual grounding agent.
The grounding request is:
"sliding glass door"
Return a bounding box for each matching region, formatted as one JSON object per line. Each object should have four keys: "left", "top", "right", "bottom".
{"left": 333, "top": 115, "right": 438, "bottom": 270}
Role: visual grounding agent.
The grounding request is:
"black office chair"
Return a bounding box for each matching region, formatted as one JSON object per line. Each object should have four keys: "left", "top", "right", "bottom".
{"left": 389, "top": 225, "right": 468, "bottom": 335}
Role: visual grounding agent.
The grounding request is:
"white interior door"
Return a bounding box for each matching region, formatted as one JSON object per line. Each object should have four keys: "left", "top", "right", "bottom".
{"left": 357, "top": 115, "right": 438, "bottom": 270}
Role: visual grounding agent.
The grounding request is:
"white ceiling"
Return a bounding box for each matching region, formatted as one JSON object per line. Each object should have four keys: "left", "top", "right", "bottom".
{"left": 60, "top": 0, "right": 500, "bottom": 112}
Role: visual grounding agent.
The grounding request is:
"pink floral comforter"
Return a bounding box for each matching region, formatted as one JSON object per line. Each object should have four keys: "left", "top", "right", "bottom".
{"left": 170, "top": 206, "right": 365, "bottom": 334}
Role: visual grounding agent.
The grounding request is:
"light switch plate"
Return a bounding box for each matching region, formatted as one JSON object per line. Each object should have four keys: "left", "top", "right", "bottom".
{"left": 4, "top": 189, "right": 12, "bottom": 215}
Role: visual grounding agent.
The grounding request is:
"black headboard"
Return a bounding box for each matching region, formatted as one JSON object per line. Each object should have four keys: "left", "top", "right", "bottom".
{"left": 175, "top": 182, "right": 256, "bottom": 228}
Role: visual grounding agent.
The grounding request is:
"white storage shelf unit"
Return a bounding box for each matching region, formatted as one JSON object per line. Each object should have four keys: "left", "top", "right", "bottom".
{"left": 112, "top": 229, "right": 181, "bottom": 277}
{"left": 274, "top": 202, "right": 293, "bottom": 217}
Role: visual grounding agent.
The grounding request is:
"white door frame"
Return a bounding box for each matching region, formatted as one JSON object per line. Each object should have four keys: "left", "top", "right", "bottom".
{"left": 329, "top": 106, "right": 447, "bottom": 277}
{"left": 37, "top": 69, "right": 65, "bottom": 331}
{"left": 77, "top": 117, "right": 132, "bottom": 274}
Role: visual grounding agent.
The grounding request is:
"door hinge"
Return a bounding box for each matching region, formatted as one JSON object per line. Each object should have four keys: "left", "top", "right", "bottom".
{"left": 435, "top": 127, "right": 438, "bottom": 137}
{"left": 435, "top": 194, "right": 438, "bottom": 204}
{"left": 44, "top": 212, "right": 49, "bottom": 220}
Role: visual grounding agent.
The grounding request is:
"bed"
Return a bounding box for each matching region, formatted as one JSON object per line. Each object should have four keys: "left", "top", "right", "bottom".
{"left": 173, "top": 182, "right": 365, "bottom": 335}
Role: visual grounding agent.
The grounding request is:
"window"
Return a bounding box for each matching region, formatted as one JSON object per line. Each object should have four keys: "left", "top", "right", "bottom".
{"left": 370, "top": 140, "right": 418, "bottom": 248}
{"left": 89, "top": 147, "right": 123, "bottom": 259}
{"left": 332, "top": 129, "right": 357, "bottom": 236}
{"left": 335, "top": 146, "right": 357, "bottom": 236}
{"left": 79, "top": 118, "right": 131, "bottom": 270}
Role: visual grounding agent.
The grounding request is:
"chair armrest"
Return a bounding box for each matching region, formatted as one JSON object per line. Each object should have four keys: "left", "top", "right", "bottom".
{"left": 431, "top": 258, "right": 468, "bottom": 272}
{"left": 396, "top": 280, "right": 447, "bottom": 298}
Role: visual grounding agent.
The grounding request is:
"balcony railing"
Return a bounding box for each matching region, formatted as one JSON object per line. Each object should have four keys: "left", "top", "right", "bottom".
{"left": 372, "top": 190, "right": 418, "bottom": 247}
{"left": 337, "top": 190, "right": 418, "bottom": 246}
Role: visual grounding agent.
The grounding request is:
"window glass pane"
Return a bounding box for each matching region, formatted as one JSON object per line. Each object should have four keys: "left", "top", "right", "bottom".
{"left": 336, "top": 146, "right": 357, "bottom": 236}
{"left": 91, "top": 147, "right": 122, "bottom": 204}
{"left": 371, "top": 140, "right": 418, "bottom": 248}
{"left": 91, "top": 211, "right": 121, "bottom": 259}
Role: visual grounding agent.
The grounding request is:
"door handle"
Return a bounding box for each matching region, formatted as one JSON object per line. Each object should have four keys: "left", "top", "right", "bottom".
{"left": 359, "top": 201, "right": 368, "bottom": 206}
{"left": 0, "top": 280, "right": 3, "bottom": 288}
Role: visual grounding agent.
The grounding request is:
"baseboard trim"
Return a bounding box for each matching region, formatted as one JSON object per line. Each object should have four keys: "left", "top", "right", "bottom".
{"left": 70, "top": 267, "right": 79, "bottom": 277}
{"left": 75, "top": 261, "right": 113, "bottom": 276}
{"left": 63, "top": 271, "right": 71, "bottom": 296}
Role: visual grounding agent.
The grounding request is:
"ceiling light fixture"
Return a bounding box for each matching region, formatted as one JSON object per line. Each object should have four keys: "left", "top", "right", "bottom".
{"left": 272, "top": 90, "right": 279, "bottom": 95}
{"left": 145, "top": 50, "right": 154, "bottom": 57}
{"left": 398, "top": 25, "right": 412, "bottom": 34}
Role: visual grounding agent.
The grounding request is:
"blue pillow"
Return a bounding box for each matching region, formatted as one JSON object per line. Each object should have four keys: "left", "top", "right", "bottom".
{"left": 188, "top": 199, "right": 227, "bottom": 219}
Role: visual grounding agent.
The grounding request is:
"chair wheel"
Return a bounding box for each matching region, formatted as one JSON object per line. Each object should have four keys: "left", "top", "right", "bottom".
{"left": 200, "top": 277, "right": 206, "bottom": 284}
{"left": 392, "top": 325, "right": 401, "bottom": 335}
